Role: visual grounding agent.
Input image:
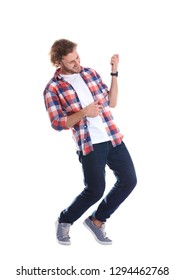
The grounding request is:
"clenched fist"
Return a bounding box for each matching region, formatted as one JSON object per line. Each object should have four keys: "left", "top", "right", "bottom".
{"left": 84, "top": 100, "right": 103, "bottom": 117}
{"left": 110, "top": 54, "right": 119, "bottom": 72}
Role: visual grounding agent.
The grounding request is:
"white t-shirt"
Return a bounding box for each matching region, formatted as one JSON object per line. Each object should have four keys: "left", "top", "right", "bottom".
{"left": 61, "top": 73, "right": 110, "bottom": 144}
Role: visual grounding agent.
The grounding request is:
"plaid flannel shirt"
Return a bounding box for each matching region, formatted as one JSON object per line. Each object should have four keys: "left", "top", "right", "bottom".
{"left": 44, "top": 67, "right": 123, "bottom": 155}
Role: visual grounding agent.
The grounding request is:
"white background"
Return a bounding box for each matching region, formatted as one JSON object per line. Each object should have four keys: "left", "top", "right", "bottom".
{"left": 0, "top": 0, "right": 184, "bottom": 279}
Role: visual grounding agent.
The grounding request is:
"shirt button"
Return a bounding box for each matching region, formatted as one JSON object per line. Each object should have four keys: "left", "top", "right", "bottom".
{"left": 84, "top": 125, "right": 87, "bottom": 129}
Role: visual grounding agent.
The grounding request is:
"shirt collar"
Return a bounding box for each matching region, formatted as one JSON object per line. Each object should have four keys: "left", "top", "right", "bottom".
{"left": 54, "top": 67, "right": 84, "bottom": 80}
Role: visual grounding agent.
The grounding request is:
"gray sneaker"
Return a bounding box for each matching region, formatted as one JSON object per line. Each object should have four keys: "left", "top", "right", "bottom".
{"left": 55, "top": 220, "right": 71, "bottom": 245}
{"left": 83, "top": 217, "right": 112, "bottom": 245}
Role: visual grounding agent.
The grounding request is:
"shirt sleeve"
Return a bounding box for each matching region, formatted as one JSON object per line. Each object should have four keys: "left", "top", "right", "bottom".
{"left": 44, "top": 89, "right": 69, "bottom": 131}
{"left": 97, "top": 73, "right": 109, "bottom": 94}
{"left": 93, "top": 70, "right": 110, "bottom": 104}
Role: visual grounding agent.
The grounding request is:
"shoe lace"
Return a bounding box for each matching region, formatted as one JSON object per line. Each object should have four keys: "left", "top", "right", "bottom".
{"left": 100, "top": 224, "right": 109, "bottom": 239}
{"left": 62, "top": 225, "right": 70, "bottom": 238}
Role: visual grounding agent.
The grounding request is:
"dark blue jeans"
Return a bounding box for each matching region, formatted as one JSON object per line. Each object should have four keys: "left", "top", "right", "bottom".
{"left": 59, "top": 141, "right": 137, "bottom": 223}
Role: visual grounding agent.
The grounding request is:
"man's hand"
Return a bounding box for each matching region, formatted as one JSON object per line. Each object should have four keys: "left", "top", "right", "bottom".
{"left": 84, "top": 100, "right": 103, "bottom": 117}
{"left": 110, "top": 54, "right": 119, "bottom": 72}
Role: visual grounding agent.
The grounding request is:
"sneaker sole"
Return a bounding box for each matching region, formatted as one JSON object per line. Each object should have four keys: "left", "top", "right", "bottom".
{"left": 57, "top": 240, "right": 71, "bottom": 245}
{"left": 83, "top": 220, "right": 112, "bottom": 245}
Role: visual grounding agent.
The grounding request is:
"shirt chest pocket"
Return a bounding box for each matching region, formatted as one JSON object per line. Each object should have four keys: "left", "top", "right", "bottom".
{"left": 58, "top": 92, "right": 82, "bottom": 115}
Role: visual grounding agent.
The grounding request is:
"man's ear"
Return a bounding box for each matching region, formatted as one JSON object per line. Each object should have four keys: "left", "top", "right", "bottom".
{"left": 55, "top": 61, "right": 62, "bottom": 68}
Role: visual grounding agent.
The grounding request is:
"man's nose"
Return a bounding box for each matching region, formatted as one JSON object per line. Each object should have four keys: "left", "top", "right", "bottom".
{"left": 74, "top": 60, "right": 79, "bottom": 66}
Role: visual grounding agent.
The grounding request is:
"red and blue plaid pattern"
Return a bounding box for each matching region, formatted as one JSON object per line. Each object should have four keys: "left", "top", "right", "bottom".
{"left": 44, "top": 67, "right": 123, "bottom": 155}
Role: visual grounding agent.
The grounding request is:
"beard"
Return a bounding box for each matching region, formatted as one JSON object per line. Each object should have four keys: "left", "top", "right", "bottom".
{"left": 61, "top": 63, "right": 81, "bottom": 75}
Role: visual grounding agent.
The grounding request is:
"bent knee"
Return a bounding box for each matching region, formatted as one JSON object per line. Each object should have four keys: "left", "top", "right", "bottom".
{"left": 129, "top": 174, "right": 137, "bottom": 190}
{"left": 132, "top": 174, "right": 137, "bottom": 188}
{"left": 82, "top": 186, "right": 105, "bottom": 202}
{"left": 118, "top": 174, "right": 137, "bottom": 191}
{"left": 91, "top": 189, "right": 104, "bottom": 202}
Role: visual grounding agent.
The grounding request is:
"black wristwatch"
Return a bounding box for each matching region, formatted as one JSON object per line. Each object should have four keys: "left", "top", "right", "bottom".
{"left": 110, "top": 71, "right": 118, "bottom": 77}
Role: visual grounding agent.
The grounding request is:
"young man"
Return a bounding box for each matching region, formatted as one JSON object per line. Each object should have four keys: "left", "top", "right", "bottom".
{"left": 43, "top": 39, "right": 137, "bottom": 245}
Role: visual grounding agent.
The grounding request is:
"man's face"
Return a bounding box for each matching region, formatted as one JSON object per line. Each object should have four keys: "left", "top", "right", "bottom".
{"left": 60, "top": 49, "right": 81, "bottom": 74}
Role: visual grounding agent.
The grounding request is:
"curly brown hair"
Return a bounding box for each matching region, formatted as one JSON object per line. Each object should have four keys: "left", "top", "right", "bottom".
{"left": 49, "top": 39, "right": 77, "bottom": 67}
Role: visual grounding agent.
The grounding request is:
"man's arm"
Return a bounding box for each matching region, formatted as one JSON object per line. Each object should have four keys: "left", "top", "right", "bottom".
{"left": 66, "top": 100, "right": 103, "bottom": 128}
{"left": 108, "top": 54, "right": 119, "bottom": 108}
{"left": 44, "top": 89, "right": 102, "bottom": 130}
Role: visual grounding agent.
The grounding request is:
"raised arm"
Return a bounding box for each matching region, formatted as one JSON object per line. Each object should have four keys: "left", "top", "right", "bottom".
{"left": 108, "top": 54, "right": 119, "bottom": 108}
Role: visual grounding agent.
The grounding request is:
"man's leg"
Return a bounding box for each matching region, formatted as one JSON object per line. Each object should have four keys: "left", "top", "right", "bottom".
{"left": 59, "top": 141, "right": 109, "bottom": 224}
{"left": 93, "top": 141, "right": 137, "bottom": 222}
